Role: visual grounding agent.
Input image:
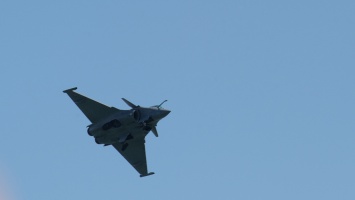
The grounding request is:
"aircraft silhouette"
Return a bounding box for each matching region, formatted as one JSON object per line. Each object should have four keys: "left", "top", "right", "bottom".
{"left": 63, "top": 87, "right": 170, "bottom": 177}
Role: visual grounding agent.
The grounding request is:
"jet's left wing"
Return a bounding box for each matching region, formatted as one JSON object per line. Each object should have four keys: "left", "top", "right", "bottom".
{"left": 112, "top": 138, "right": 154, "bottom": 177}
{"left": 63, "top": 87, "right": 119, "bottom": 123}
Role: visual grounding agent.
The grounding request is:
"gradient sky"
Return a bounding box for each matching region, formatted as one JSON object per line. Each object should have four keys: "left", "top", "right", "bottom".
{"left": 1, "top": 1, "right": 354, "bottom": 200}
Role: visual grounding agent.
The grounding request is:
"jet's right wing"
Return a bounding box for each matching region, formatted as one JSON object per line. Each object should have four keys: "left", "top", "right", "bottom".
{"left": 63, "top": 87, "right": 119, "bottom": 123}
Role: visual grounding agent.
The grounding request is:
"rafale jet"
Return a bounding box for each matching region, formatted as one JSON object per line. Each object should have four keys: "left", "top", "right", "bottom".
{"left": 63, "top": 87, "right": 170, "bottom": 177}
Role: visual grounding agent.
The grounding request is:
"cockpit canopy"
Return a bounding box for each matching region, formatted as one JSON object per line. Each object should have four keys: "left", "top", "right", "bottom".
{"left": 150, "top": 100, "right": 167, "bottom": 110}
{"left": 150, "top": 105, "right": 165, "bottom": 110}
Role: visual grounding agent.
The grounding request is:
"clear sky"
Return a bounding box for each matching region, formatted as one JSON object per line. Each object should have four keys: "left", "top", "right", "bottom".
{"left": 0, "top": 1, "right": 354, "bottom": 200}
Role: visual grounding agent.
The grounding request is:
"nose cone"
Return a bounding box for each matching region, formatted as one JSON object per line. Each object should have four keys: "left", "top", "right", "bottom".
{"left": 156, "top": 109, "right": 171, "bottom": 119}
{"left": 163, "top": 109, "right": 171, "bottom": 117}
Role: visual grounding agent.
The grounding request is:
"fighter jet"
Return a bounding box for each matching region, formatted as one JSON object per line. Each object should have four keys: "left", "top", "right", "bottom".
{"left": 63, "top": 87, "right": 170, "bottom": 177}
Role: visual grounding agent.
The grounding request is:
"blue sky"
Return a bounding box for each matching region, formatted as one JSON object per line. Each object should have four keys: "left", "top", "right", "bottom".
{"left": 0, "top": 1, "right": 354, "bottom": 199}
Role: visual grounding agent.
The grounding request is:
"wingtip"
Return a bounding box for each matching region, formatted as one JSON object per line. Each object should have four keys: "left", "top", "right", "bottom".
{"left": 63, "top": 87, "right": 78, "bottom": 93}
{"left": 140, "top": 172, "right": 155, "bottom": 178}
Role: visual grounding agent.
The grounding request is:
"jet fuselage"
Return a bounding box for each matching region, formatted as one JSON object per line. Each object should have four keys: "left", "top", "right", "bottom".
{"left": 88, "top": 107, "right": 170, "bottom": 145}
